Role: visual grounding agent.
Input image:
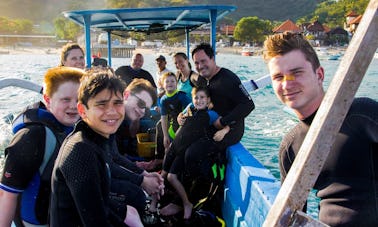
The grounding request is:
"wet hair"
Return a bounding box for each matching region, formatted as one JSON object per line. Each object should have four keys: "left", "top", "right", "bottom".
{"left": 78, "top": 68, "right": 125, "bottom": 108}
{"left": 191, "top": 43, "right": 215, "bottom": 59}
{"left": 191, "top": 86, "right": 210, "bottom": 98}
{"left": 263, "top": 32, "right": 320, "bottom": 72}
{"left": 59, "top": 43, "right": 84, "bottom": 66}
{"left": 43, "top": 66, "right": 84, "bottom": 97}
{"left": 173, "top": 52, "right": 192, "bottom": 69}
{"left": 125, "top": 78, "right": 158, "bottom": 106}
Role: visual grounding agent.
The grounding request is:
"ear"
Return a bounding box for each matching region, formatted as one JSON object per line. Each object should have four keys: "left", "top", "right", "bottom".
{"left": 43, "top": 94, "right": 51, "bottom": 108}
{"left": 123, "top": 90, "right": 130, "bottom": 100}
{"left": 77, "top": 103, "right": 87, "bottom": 119}
{"left": 316, "top": 66, "right": 325, "bottom": 83}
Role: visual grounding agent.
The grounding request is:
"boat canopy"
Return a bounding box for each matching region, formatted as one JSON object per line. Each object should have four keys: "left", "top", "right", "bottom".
{"left": 63, "top": 5, "right": 236, "bottom": 66}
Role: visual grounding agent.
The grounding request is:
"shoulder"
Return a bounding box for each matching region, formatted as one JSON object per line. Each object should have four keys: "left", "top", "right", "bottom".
{"left": 280, "top": 123, "right": 302, "bottom": 153}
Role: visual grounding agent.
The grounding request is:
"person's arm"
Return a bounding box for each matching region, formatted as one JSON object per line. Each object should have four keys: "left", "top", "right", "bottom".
{"left": 0, "top": 126, "right": 45, "bottom": 225}
{"left": 161, "top": 115, "right": 170, "bottom": 149}
{"left": 213, "top": 125, "right": 230, "bottom": 142}
{"left": 62, "top": 143, "right": 111, "bottom": 226}
{"left": 217, "top": 70, "right": 255, "bottom": 127}
{"left": 0, "top": 190, "right": 18, "bottom": 226}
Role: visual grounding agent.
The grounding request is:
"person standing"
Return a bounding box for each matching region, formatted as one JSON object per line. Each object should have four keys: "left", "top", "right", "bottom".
{"left": 155, "top": 55, "right": 171, "bottom": 94}
{"left": 115, "top": 52, "right": 157, "bottom": 88}
{"left": 173, "top": 52, "right": 199, "bottom": 99}
{"left": 50, "top": 68, "right": 143, "bottom": 227}
{"left": 263, "top": 32, "right": 378, "bottom": 226}
{"left": 59, "top": 43, "right": 85, "bottom": 69}
{"left": 0, "top": 67, "right": 84, "bottom": 226}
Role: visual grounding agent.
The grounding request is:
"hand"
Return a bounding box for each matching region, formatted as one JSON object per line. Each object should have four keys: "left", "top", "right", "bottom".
{"left": 213, "top": 130, "right": 226, "bottom": 141}
{"left": 142, "top": 172, "right": 165, "bottom": 198}
{"left": 177, "top": 113, "right": 186, "bottom": 126}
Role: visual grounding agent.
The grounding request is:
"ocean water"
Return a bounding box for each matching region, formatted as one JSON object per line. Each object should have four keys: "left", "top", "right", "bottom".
{"left": 1, "top": 52, "right": 378, "bottom": 219}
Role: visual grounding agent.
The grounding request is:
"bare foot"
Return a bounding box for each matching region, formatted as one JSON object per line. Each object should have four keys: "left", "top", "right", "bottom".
{"left": 183, "top": 202, "right": 193, "bottom": 219}
{"left": 160, "top": 203, "right": 182, "bottom": 216}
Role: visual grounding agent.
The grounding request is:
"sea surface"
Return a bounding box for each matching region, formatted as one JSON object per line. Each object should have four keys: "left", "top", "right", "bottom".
{"left": 1, "top": 51, "right": 378, "bottom": 219}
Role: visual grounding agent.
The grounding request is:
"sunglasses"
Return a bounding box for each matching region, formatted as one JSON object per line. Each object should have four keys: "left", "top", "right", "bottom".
{"left": 131, "top": 93, "right": 148, "bottom": 110}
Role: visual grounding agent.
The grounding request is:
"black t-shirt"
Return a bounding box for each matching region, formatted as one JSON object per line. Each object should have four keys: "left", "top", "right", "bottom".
{"left": 115, "top": 65, "right": 157, "bottom": 88}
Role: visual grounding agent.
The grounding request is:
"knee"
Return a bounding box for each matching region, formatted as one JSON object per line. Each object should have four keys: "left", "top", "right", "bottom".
{"left": 167, "top": 173, "right": 177, "bottom": 183}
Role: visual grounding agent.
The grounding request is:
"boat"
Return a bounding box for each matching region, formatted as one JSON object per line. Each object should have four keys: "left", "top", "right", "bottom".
{"left": 1, "top": 2, "right": 377, "bottom": 226}
{"left": 61, "top": 3, "right": 378, "bottom": 226}
{"left": 241, "top": 46, "right": 254, "bottom": 56}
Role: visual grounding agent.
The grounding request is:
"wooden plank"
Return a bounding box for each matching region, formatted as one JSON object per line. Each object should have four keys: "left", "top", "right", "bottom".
{"left": 263, "top": 0, "right": 378, "bottom": 226}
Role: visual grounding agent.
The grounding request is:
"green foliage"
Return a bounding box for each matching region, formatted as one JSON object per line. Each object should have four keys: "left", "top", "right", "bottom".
{"left": 0, "top": 16, "right": 34, "bottom": 34}
{"left": 54, "top": 17, "right": 81, "bottom": 41}
{"left": 297, "top": 0, "right": 369, "bottom": 27}
{"left": 234, "top": 17, "right": 272, "bottom": 44}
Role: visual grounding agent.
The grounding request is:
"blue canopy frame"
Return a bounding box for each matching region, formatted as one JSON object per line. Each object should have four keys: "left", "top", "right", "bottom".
{"left": 63, "top": 5, "right": 236, "bottom": 66}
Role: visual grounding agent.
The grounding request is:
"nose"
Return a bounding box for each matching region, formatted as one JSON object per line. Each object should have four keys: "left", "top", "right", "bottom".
{"left": 281, "top": 74, "right": 295, "bottom": 89}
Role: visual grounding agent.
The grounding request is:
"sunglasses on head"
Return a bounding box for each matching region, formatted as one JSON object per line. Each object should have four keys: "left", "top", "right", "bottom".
{"left": 131, "top": 93, "right": 148, "bottom": 110}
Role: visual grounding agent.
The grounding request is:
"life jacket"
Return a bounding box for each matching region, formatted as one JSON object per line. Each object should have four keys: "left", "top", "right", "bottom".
{"left": 11, "top": 102, "right": 68, "bottom": 225}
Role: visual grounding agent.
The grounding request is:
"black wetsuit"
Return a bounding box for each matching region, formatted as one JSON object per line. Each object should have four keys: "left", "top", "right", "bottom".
{"left": 115, "top": 65, "right": 157, "bottom": 88}
{"left": 279, "top": 97, "right": 378, "bottom": 226}
{"left": 50, "top": 120, "right": 125, "bottom": 227}
{"left": 163, "top": 106, "right": 218, "bottom": 174}
{"left": 0, "top": 102, "right": 70, "bottom": 225}
{"left": 109, "top": 143, "right": 147, "bottom": 214}
{"left": 155, "top": 90, "right": 191, "bottom": 157}
{"left": 185, "top": 68, "right": 255, "bottom": 179}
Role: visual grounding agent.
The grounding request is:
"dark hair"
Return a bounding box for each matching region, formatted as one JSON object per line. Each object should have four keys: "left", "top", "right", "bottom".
{"left": 173, "top": 52, "right": 192, "bottom": 69}
{"left": 92, "top": 58, "right": 108, "bottom": 67}
{"left": 263, "top": 32, "right": 320, "bottom": 72}
{"left": 191, "top": 86, "right": 210, "bottom": 98}
{"left": 191, "top": 43, "right": 214, "bottom": 59}
{"left": 78, "top": 68, "right": 125, "bottom": 108}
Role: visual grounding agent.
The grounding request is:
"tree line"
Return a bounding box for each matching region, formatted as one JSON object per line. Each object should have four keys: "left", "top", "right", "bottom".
{"left": 0, "top": 0, "right": 369, "bottom": 44}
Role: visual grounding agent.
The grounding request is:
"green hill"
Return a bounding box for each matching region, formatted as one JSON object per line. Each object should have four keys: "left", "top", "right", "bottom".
{"left": 0, "top": 0, "right": 320, "bottom": 23}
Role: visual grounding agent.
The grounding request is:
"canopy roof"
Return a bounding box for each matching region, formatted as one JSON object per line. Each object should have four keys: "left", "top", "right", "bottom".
{"left": 63, "top": 5, "right": 236, "bottom": 34}
{"left": 63, "top": 5, "right": 236, "bottom": 66}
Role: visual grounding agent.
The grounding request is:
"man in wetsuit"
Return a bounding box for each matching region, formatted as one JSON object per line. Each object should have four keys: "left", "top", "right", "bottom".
{"left": 115, "top": 52, "right": 157, "bottom": 88}
{"left": 164, "top": 43, "right": 254, "bottom": 216}
{"left": 0, "top": 67, "right": 84, "bottom": 226}
{"left": 263, "top": 32, "right": 378, "bottom": 226}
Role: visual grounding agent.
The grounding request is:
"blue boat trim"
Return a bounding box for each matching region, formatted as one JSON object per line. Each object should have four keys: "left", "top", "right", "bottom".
{"left": 224, "top": 143, "right": 280, "bottom": 226}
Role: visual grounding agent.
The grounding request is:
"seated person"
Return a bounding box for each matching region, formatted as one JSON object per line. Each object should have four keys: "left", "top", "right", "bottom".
{"left": 0, "top": 67, "right": 84, "bottom": 226}
{"left": 158, "top": 87, "right": 229, "bottom": 219}
{"left": 50, "top": 68, "right": 143, "bottom": 227}
{"left": 115, "top": 52, "right": 157, "bottom": 88}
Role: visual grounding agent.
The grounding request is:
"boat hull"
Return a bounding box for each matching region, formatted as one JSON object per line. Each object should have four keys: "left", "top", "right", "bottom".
{"left": 223, "top": 143, "right": 280, "bottom": 226}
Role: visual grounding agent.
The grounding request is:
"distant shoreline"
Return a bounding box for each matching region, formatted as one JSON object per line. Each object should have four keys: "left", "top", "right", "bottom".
{"left": 0, "top": 45, "right": 346, "bottom": 57}
{"left": 0, "top": 45, "right": 252, "bottom": 56}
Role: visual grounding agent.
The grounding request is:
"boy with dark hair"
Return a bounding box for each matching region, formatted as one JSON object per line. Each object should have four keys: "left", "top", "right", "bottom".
{"left": 50, "top": 68, "right": 143, "bottom": 227}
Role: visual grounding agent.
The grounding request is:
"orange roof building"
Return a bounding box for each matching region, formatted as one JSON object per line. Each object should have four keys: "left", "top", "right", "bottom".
{"left": 272, "top": 20, "right": 302, "bottom": 33}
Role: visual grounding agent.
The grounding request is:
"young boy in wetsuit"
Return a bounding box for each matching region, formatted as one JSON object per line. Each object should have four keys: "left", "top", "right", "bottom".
{"left": 155, "top": 87, "right": 230, "bottom": 219}
{"left": 50, "top": 68, "right": 143, "bottom": 227}
{"left": 157, "top": 72, "right": 191, "bottom": 154}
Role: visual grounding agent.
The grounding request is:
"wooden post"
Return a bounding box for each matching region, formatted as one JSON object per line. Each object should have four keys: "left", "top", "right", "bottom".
{"left": 263, "top": 0, "right": 378, "bottom": 226}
